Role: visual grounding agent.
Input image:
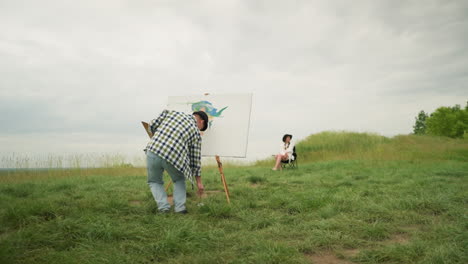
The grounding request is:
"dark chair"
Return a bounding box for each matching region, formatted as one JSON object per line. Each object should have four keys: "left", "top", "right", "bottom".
{"left": 281, "top": 146, "right": 298, "bottom": 169}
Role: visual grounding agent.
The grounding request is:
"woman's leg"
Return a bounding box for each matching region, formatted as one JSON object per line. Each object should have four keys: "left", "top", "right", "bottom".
{"left": 280, "top": 154, "right": 290, "bottom": 170}
{"left": 273, "top": 154, "right": 285, "bottom": 170}
{"left": 272, "top": 155, "right": 279, "bottom": 169}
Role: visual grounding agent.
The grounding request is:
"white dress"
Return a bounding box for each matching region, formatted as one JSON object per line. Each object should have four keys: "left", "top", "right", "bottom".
{"left": 279, "top": 142, "right": 295, "bottom": 161}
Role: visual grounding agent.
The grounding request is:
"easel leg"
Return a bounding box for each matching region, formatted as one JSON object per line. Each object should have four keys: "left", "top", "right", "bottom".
{"left": 215, "top": 155, "right": 230, "bottom": 204}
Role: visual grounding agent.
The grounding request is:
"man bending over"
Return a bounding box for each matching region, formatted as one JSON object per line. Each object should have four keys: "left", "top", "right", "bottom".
{"left": 144, "top": 110, "right": 208, "bottom": 214}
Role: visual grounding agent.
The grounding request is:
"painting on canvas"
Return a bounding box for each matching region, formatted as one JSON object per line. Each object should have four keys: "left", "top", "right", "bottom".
{"left": 167, "top": 94, "right": 252, "bottom": 157}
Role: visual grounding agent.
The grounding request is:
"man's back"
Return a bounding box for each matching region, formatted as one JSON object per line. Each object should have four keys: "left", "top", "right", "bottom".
{"left": 144, "top": 110, "right": 202, "bottom": 182}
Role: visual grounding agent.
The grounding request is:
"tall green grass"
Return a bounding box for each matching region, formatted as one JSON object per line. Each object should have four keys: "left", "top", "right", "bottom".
{"left": 0, "top": 153, "right": 140, "bottom": 169}
{"left": 0, "top": 152, "right": 144, "bottom": 183}
{"left": 1, "top": 131, "right": 467, "bottom": 263}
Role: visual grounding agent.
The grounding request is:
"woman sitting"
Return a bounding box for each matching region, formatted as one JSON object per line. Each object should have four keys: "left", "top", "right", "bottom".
{"left": 272, "top": 134, "right": 295, "bottom": 171}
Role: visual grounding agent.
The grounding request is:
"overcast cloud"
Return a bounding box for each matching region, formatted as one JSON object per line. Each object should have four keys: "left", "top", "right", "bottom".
{"left": 1, "top": 0, "right": 467, "bottom": 165}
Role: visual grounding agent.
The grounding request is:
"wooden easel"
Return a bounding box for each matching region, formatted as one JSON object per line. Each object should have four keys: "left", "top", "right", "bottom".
{"left": 142, "top": 121, "right": 231, "bottom": 204}
{"left": 215, "top": 155, "right": 230, "bottom": 204}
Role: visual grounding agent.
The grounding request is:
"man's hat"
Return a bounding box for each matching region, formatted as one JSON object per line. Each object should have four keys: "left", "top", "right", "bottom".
{"left": 193, "top": 111, "right": 209, "bottom": 131}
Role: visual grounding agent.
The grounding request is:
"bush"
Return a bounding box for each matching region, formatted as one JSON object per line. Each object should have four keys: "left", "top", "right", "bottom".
{"left": 424, "top": 102, "right": 467, "bottom": 138}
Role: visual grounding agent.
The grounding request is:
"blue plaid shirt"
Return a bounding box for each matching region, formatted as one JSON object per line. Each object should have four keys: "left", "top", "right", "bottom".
{"left": 144, "top": 110, "right": 202, "bottom": 183}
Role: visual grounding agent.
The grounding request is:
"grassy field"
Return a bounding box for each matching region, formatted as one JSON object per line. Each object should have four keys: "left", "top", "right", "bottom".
{"left": 1, "top": 132, "right": 467, "bottom": 264}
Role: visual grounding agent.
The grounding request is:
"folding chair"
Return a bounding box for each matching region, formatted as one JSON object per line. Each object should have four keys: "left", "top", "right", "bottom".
{"left": 281, "top": 146, "right": 298, "bottom": 169}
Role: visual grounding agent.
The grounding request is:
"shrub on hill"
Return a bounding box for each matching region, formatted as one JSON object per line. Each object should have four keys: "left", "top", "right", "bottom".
{"left": 413, "top": 101, "right": 467, "bottom": 139}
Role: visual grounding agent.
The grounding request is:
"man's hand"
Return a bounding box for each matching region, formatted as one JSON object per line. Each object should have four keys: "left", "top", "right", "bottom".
{"left": 197, "top": 182, "right": 205, "bottom": 194}
{"left": 196, "top": 176, "right": 204, "bottom": 196}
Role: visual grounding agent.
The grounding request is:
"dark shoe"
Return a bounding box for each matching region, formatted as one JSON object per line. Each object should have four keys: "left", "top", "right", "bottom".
{"left": 159, "top": 209, "right": 170, "bottom": 214}
{"left": 176, "top": 210, "right": 188, "bottom": 214}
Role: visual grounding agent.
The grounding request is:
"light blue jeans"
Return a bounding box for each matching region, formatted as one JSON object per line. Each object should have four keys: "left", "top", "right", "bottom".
{"left": 146, "top": 151, "right": 187, "bottom": 212}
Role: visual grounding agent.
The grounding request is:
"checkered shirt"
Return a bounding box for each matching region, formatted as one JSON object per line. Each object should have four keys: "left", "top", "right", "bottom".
{"left": 144, "top": 110, "right": 202, "bottom": 183}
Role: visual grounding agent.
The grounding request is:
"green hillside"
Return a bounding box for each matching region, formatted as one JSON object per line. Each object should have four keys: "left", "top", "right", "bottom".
{"left": 268, "top": 131, "right": 467, "bottom": 164}
{"left": 1, "top": 132, "right": 467, "bottom": 264}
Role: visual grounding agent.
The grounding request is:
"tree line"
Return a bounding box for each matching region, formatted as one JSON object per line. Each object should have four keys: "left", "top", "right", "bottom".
{"left": 413, "top": 101, "right": 468, "bottom": 139}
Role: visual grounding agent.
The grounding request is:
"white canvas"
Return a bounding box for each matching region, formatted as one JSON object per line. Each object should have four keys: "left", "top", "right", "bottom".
{"left": 167, "top": 94, "right": 252, "bottom": 157}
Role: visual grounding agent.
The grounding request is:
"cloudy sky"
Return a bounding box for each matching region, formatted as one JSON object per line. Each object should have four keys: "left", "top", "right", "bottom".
{"left": 1, "top": 0, "right": 467, "bottom": 165}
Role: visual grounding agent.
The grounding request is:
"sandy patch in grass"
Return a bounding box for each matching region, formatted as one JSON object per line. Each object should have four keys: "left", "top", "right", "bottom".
{"left": 335, "top": 232, "right": 411, "bottom": 261}
{"left": 306, "top": 252, "right": 354, "bottom": 264}
{"left": 308, "top": 231, "right": 413, "bottom": 264}
{"left": 341, "top": 248, "right": 360, "bottom": 258}
{"left": 382, "top": 233, "right": 411, "bottom": 245}
{"left": 129, "top": 200, "right": 143, "bottom": 206}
